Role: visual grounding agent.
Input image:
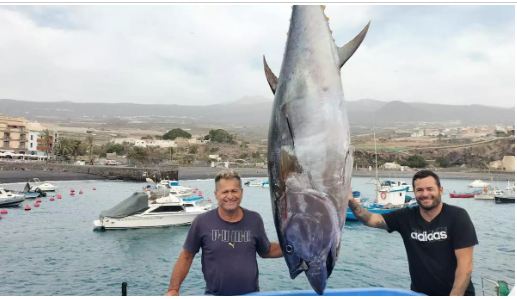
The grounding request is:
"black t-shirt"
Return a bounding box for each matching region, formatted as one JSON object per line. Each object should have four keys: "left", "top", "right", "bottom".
{"left": 382, "top": 203, "right": 478, "bottom": 296}
{"left": 183, "top": 208, "right": 271, "bottom": 296}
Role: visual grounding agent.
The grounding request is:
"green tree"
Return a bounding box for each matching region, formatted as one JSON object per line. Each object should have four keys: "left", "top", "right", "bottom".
{"left": 188, "top": 145, "right": 198, "bottom": 154}
{"left": 205, "top": 129, "right": 234, "bottom": 144}
{"left": 163, "top": 128, "right": 192, "bottom": 140}
{"left": 104, "top": 143, "right": 125, "bottom": 156}
{"left": 54, "top": 137, "right": 73, "bottom": 160}
{"left": 127, "top": 146, "right": 148, "bottom": 164}
{"left": 54, "top": 137, "right": 84, "bottom": 161}
{"left": 85, "top": 134, "right": 94, "bottom": 163}
{"left": 40, "top": 129, "right": 53, "bottom": 161}
{"left": 436, "top": 156, "right": 450, "bottom": 168}
{"left": 405, "top": 155, "right": 427, "bottom": 168}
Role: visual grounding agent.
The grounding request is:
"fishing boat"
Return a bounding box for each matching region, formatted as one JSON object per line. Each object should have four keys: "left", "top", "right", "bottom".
{"left": 474, "top": 186, "right": 504, "bottom": 200}
{"left": 494, "top": 189, "right": 515, "bottom": 204}
{"left": 0, "top": 187, "right": 25, "bottom": 207}
{"left": 369, "top": 130, "right": 414, "bottom": 208}
{"left": 449, "top": 192, "right": 477, "bottom": 198}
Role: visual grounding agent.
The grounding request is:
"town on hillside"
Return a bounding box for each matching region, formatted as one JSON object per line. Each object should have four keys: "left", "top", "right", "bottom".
{"left": 0, "top": 114, "right": 514, "bottom": 173}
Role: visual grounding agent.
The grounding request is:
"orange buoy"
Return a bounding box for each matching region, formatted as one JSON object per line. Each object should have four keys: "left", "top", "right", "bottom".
{"left": 0, "top": 210, "right": 8, "bottom": 214}
{"left": 57, "top": 194, "right": 62, "bottom": 199}
{"left": 24, "top": 204, "right": 31, "bottom": 211}
{"left": 50, "top": 197, "right": 55, "bottom": 201}
{"left": 34, "top": 203, "right": 40, "bottom": 208}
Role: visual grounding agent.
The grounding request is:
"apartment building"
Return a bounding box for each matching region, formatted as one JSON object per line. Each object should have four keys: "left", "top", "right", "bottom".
{"left": 0, "top": 115, "right": 28, "bottom": 154}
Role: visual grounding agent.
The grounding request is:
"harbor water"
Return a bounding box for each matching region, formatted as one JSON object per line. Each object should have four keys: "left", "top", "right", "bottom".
{"left": 0, "top": 177, "right": 514, "bottom": 295}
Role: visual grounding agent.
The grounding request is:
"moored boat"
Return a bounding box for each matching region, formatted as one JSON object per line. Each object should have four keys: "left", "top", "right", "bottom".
{"left": 449, "top": 192, "right": 476, "bottom": 198}
{"left": 244, "top": 179, "right": 269, "bottom": 188}
{"left": 346, "top": 203, "right": 398, "bottom": 221}
{"left": 494, "top": 189, "right": 515, "bottom": 204}
{"left": 28, "top": 178, "right": 56, "bottom": 192}
{"left": 474, "top": 187, "right": 504, "bottom": 200}
{"left": 93, "top": 182, "right": 213, "bottom": 230}
{"left": 468, "top": 179, "right": 489, "bottom": 188}
{"left": 0, "top": 187, "right": 25, "bottom": 207}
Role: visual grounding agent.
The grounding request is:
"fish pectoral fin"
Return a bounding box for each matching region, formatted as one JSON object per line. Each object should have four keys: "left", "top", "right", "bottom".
{"left": 280, "top": 147, "right": 301, "bottom": 180}
{"left": 337, "top": 21, "right": 371, "bottom": 68}
{"left": 263, "top": 55, "right": 278, "bottom": 94}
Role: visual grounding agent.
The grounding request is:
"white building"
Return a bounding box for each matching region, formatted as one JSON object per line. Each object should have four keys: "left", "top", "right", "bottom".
{"left": 26, "top": 122, "right": 50, "bottom": 157}
{"left": 112, "top": 138, "right": 177, "bottom": 148}
{"left": 382, "top": 162, "right": 401, "bottom": 170}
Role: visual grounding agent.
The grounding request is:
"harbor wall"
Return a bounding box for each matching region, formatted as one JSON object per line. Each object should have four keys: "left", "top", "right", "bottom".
{"left": 0, "top": 160, "right": 513, "bottom": 183}
{"left": 0, "top": 161, "right": 178, "bottom": 182}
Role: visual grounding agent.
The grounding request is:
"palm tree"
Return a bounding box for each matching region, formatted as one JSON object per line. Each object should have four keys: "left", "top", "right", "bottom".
{"left": 85, "top": 134, "right": 94, "bottom": 164}
{"left": 40, "top": 129, "right": 53, "bottom": 162}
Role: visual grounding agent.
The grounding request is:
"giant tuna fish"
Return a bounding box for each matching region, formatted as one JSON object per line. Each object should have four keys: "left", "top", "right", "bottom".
{"left": 263, "top": 5, "right": 369, "bottom": 295}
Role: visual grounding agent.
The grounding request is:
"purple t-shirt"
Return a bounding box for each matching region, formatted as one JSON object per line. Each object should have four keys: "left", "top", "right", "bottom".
{"left": 183, "top": 208, "right": 271, "bottom": 295}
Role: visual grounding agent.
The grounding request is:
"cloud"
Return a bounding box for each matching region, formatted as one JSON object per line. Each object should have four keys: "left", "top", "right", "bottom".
{"left": 0, "top": 4, "right": 513, "bottom": 107}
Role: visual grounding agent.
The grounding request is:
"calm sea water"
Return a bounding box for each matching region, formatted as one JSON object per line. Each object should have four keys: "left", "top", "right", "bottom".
{"left": 0, "top": 177, "right": 514, "bottom": 295}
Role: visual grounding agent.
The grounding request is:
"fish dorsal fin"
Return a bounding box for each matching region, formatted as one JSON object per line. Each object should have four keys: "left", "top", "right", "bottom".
{"left": 263, "top": 55, "right": 278, "bottom": 94}
{"left": 337, "top": 21, "right": 371, "bottom": 68}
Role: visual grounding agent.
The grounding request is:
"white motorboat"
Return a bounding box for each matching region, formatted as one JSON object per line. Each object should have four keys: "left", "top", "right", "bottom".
{"left": 0, "top": 187, "right": 25, "bottom": 207}
{"left": 93, "top": 187, "right": 213, "bottom": 230}
{"left": 28, "top": 178, "right": 56, "bottom": 192}
{"left": 468, "top": 179, "right": 489, "bottom": 188}
{"left": 244, "top": 179, "right": 269, "bottom": 188}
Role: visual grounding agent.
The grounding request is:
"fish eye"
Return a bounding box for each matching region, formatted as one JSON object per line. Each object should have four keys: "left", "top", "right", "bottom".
{"left": 286, "top": 244, "right": 294, "bottom": 254}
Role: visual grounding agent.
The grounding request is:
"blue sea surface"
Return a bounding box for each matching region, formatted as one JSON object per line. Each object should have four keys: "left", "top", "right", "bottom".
{"left": 0, "top": 177, "right": 514, "bottom": 295}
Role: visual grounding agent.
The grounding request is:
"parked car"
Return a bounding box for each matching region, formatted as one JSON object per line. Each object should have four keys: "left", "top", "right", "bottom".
{"left": 105, "top": 160, "right": 119, "bottom": 166}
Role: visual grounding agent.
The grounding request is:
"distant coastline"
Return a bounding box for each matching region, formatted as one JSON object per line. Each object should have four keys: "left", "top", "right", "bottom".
{"left": 0, "top": 166, "right": 513, "bottom": 184}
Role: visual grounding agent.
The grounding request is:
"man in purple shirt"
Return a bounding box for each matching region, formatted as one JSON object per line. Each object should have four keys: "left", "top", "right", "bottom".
{"left": 166, "top": 169, "right": 282, "bottom": 296}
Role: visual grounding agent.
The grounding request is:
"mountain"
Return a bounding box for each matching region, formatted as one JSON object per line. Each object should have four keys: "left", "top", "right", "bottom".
{"left": 0, "top": 98, "right": 514, "bottom": 129}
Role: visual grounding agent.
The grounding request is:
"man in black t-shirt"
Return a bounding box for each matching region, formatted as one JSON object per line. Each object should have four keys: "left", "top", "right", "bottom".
{"left": 348, "top": 170, "right": 478, "bottom": 296}
{"left": 165, "top": 169, "right": 283, "bottom": 296}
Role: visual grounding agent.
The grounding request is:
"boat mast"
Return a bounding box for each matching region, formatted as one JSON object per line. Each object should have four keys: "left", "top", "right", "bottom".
{"left": 373, "top": 128, "right": 378, "bottom": 182}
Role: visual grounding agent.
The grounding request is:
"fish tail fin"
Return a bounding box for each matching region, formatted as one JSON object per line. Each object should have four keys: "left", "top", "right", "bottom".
{"left": 337, "top": 21, "right": 371, "bottom": 68}
{"left": 263, "top": 55, "right": 278, "bottom": 94}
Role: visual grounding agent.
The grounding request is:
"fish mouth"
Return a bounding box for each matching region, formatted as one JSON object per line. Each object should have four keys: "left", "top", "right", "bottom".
{"left": 305, "top": 260, "right": 328, "bottom": 295}
{"left": 286, "top": 259, "right": 327, "bottom": 295}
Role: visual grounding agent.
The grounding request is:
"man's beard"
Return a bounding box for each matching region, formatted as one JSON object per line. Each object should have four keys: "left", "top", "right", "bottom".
{"left": 418, "top": 195, "right": 442, "bottom": 210}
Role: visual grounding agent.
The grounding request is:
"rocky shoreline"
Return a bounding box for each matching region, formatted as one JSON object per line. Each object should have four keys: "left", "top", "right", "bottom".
{"left": 0, "top": 166, "right": 513, "bottom": 184}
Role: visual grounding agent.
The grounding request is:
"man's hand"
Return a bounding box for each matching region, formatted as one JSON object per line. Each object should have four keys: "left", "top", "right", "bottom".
{"left": 165, "top": 289, "right": 179, "bottom": 296}
{"left": 347, "top": 192, "right": 388, "bottom": 230}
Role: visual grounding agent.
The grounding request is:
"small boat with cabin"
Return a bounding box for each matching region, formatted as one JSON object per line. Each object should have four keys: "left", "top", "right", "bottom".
{"left": 93, "top": 182, "right": 213, "bottom": 230}
{"left": 28, "top": 178, "right": 56, "bottom": 192}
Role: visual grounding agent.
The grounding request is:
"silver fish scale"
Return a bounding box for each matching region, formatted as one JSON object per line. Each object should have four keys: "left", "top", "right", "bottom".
{"left": 264, "top": 5, "right": 369, "bottom": 295}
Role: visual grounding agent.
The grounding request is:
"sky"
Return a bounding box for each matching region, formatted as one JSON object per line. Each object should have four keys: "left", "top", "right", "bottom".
{"left": 0, "top": 4, "right": 514, "bottom": 107}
